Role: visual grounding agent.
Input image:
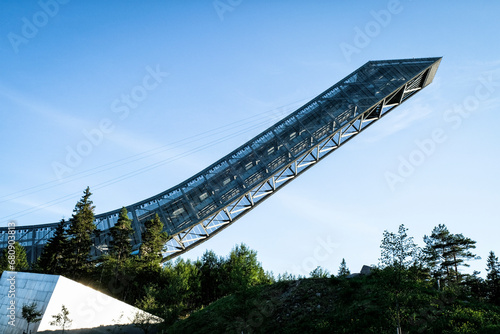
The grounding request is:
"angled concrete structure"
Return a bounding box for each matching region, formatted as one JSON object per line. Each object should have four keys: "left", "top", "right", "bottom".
{"left": 0, "top": 57, "right": 442, "bottom": 264}
{"left": 0, "top": 271, "right": 161, "bottom": 334}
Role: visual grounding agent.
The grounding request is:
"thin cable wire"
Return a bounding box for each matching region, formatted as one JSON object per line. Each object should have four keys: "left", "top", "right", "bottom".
{"left": 0, "top": 116, "right": 277, "bottom": 222}
{"left": 0, "top": 97, "right": 309, "bottom": 204}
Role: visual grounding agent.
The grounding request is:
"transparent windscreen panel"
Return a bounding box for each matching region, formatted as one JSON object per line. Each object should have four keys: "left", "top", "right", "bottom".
{"left": 185, "top": 182, "right": 216, "bottom": 209}
{"left": 320, "top": 86, "right": 344, "bottom": 100}
{"left": 207, "top": 166, "right": 235, "bottom": 194}
{"left": 274, "top": 117, "right": 303, "bottom": 148}
{"left": 163, "top": 198, "right": 192, "bottom": 231}
{"left": 205, "top": 160, "right": 230, "bottom": 181}
{"left": 260, "top": 138, "right": 289, "bottom": 166}
{"left": 253, "top": 136, "right": 284, "bottom": 164}
{"left": 266, "top": 147, "right": 290, "bottom": 174}
{"left": 93, "top": 216, "right": 110, "bottom": 230}
{"left": 157, "top": 189, "right": 183, "bottom": 207}
{"left": 297, "top": 108, "right": 331, "bottom": 141}
{"left": 389, "top": 62, "right": 428, "bottom": 82}
{"left": 233, "top": 150, "right": 262, "bottom": 177}
{"left": 135, "top": 205, "right": 158, "bottom": 224}
{"left": 239, "top": 153, "right": 267, "bottom": 189}
{"left": 229, "top": 145, "right": 252, "bottom": 166}
{"left": 182, "top": 175, "right": 205, "bottom": 194}
{"left": 372, "top": 67, "right": 408, "bottom": 98}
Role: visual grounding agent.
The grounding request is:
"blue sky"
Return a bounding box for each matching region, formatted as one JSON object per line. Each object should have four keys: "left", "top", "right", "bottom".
{"left": 1, "top": 0, "right": 499, "bottom": 277}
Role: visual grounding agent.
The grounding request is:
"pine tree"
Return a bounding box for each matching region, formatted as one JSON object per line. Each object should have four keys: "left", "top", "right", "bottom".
{"left": 486, "top": 251, "right": 500, "bottom": 305}
{"left": 445, "top": 233, "right": 480, "bottom": 282}
{"left": 140, "top": 214, "right": 169, "bottom": 266}
{"left": 109, "top": 207, "right": 134, "bottom": 262}
{"left": 338, "top": 258, "right": 350, "bottom": 277}
{"left": 36, "top": 219, "right": 68, "bottom": 274}
{"left": 199, "top": 250, "right": 223, "bottom": 305}
{"left": 423, "top": 224, "right": 451, "bottom": 282}
{"left": 0, "top": 242, "right": 29, "bottom": 272}
{"left": 423, "top": 224, "right": 479, "bottom": 284}
{"left": 67, "top": 187, "right": 96, "bottom": 277}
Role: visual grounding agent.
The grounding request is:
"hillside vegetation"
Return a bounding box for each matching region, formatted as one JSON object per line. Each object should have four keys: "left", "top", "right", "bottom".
{"left": 167, "top": 270, "right": 500, "bottom": 334}
{"left": 2, "top": 188, "right": 500, "bottom": 333}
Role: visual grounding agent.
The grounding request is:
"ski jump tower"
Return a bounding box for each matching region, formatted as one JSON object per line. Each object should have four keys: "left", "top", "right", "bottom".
{"left": 0, "top": 57, "right": 442, "bottom": 263}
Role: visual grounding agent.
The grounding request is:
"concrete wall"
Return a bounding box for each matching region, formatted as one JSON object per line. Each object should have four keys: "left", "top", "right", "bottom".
{"left": 0, "top": 272, "right": 161, "bottom": 334}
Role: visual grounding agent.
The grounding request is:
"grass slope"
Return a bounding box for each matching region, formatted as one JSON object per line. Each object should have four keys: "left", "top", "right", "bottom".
{"left": 168, "top": 278, "right": 337, "bottom": 334}
{"left": 166, "top": 272, "right": 500, "bottom": 334}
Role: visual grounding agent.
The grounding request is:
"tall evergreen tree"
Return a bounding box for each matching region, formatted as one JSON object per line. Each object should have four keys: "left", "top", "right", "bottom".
{"left": 198, "top": 250, "right": 223, "bottom": 305}
{"left": 423, "top": 224, "right": 451, "bottom": 282}
{"left": 67, "top": 187, "right": 96, "bottom": 277}
{"left": 0, "top": 242, "right": 29, "bottom": 272}
{"left": 140, "top": 214, "right": 169, "bottom": 266}
{"left": 109, "top": 207, "right": 134, "bottom": 262}
{"left": 486, "top": 251, "right": 500, "bottom": 305}
{"left": 423, "top": 224, "right": 479, "bottom": 284}
{"left": 338, "top": 258, "right": 350, "bottom": 277}
{"left": 446, "top": 233, "right": 480, "bottom": 282}
{"left": 36, "top": 219, "right": 68, "bottom": 274}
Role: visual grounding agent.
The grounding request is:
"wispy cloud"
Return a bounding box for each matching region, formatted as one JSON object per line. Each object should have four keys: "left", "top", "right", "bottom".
{"left": 0, "top": 83, "right": 91, "bottom": 130}
{"left": 275, "top": 192, "right": 380, "bottom": 238}
{"left": 2, "top": 196, "right": 71, "bottom": 224}
{"left": 361, "top": 103, "right": 434, "bottom": 143}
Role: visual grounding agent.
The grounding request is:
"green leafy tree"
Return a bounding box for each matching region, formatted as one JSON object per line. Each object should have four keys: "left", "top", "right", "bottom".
{"left": 140, "top": 214, "right": 169, "bottom": 267}
{"left": 22, "top": 302, "right": 43, "bottom": 334}
{"left": 0, "top": 241, "right": 29, "bottom": 272}
{"left": 198, "top": 250, "right": 223, "bottom": 305}
{"left": 310, "top": 266, "right": 330, "bottom": 278}
{"left": 109, "top": 207, "right": 134, "bottom": 262}
{"left": 380, "top": 224, "right": 420, "bottom": 270}
{"left": 50, "top": 304, "right": 72, "bottom": 333}
{"left": 338, "top": 258, "right": 351, "bottom": 277}
{"left": 221, "top": 243, "right": 271, "bottom": 294}
{"left": 486, "top": 251, "right": 500, "bottom": 305}
{"left": 379, "top": 225, "right": 422, "bottom": 334}
{"left": 172, "top": 258, "right": 202, "bottom": 309}
{"left": 67, "top": 187, "right": 96, "bottom": 277}
{"left": 36, "top": 219, "right": 68, "bottom": 274}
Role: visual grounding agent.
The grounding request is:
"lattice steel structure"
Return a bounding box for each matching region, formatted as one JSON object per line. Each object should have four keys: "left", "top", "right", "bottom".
{"left": 0, "top": 57, "right": 442, "bottom": 264}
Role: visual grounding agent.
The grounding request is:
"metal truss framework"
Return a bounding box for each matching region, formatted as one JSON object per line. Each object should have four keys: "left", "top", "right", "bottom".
{"left": 0, "top": 57, "right": 442, "bottom": 264}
